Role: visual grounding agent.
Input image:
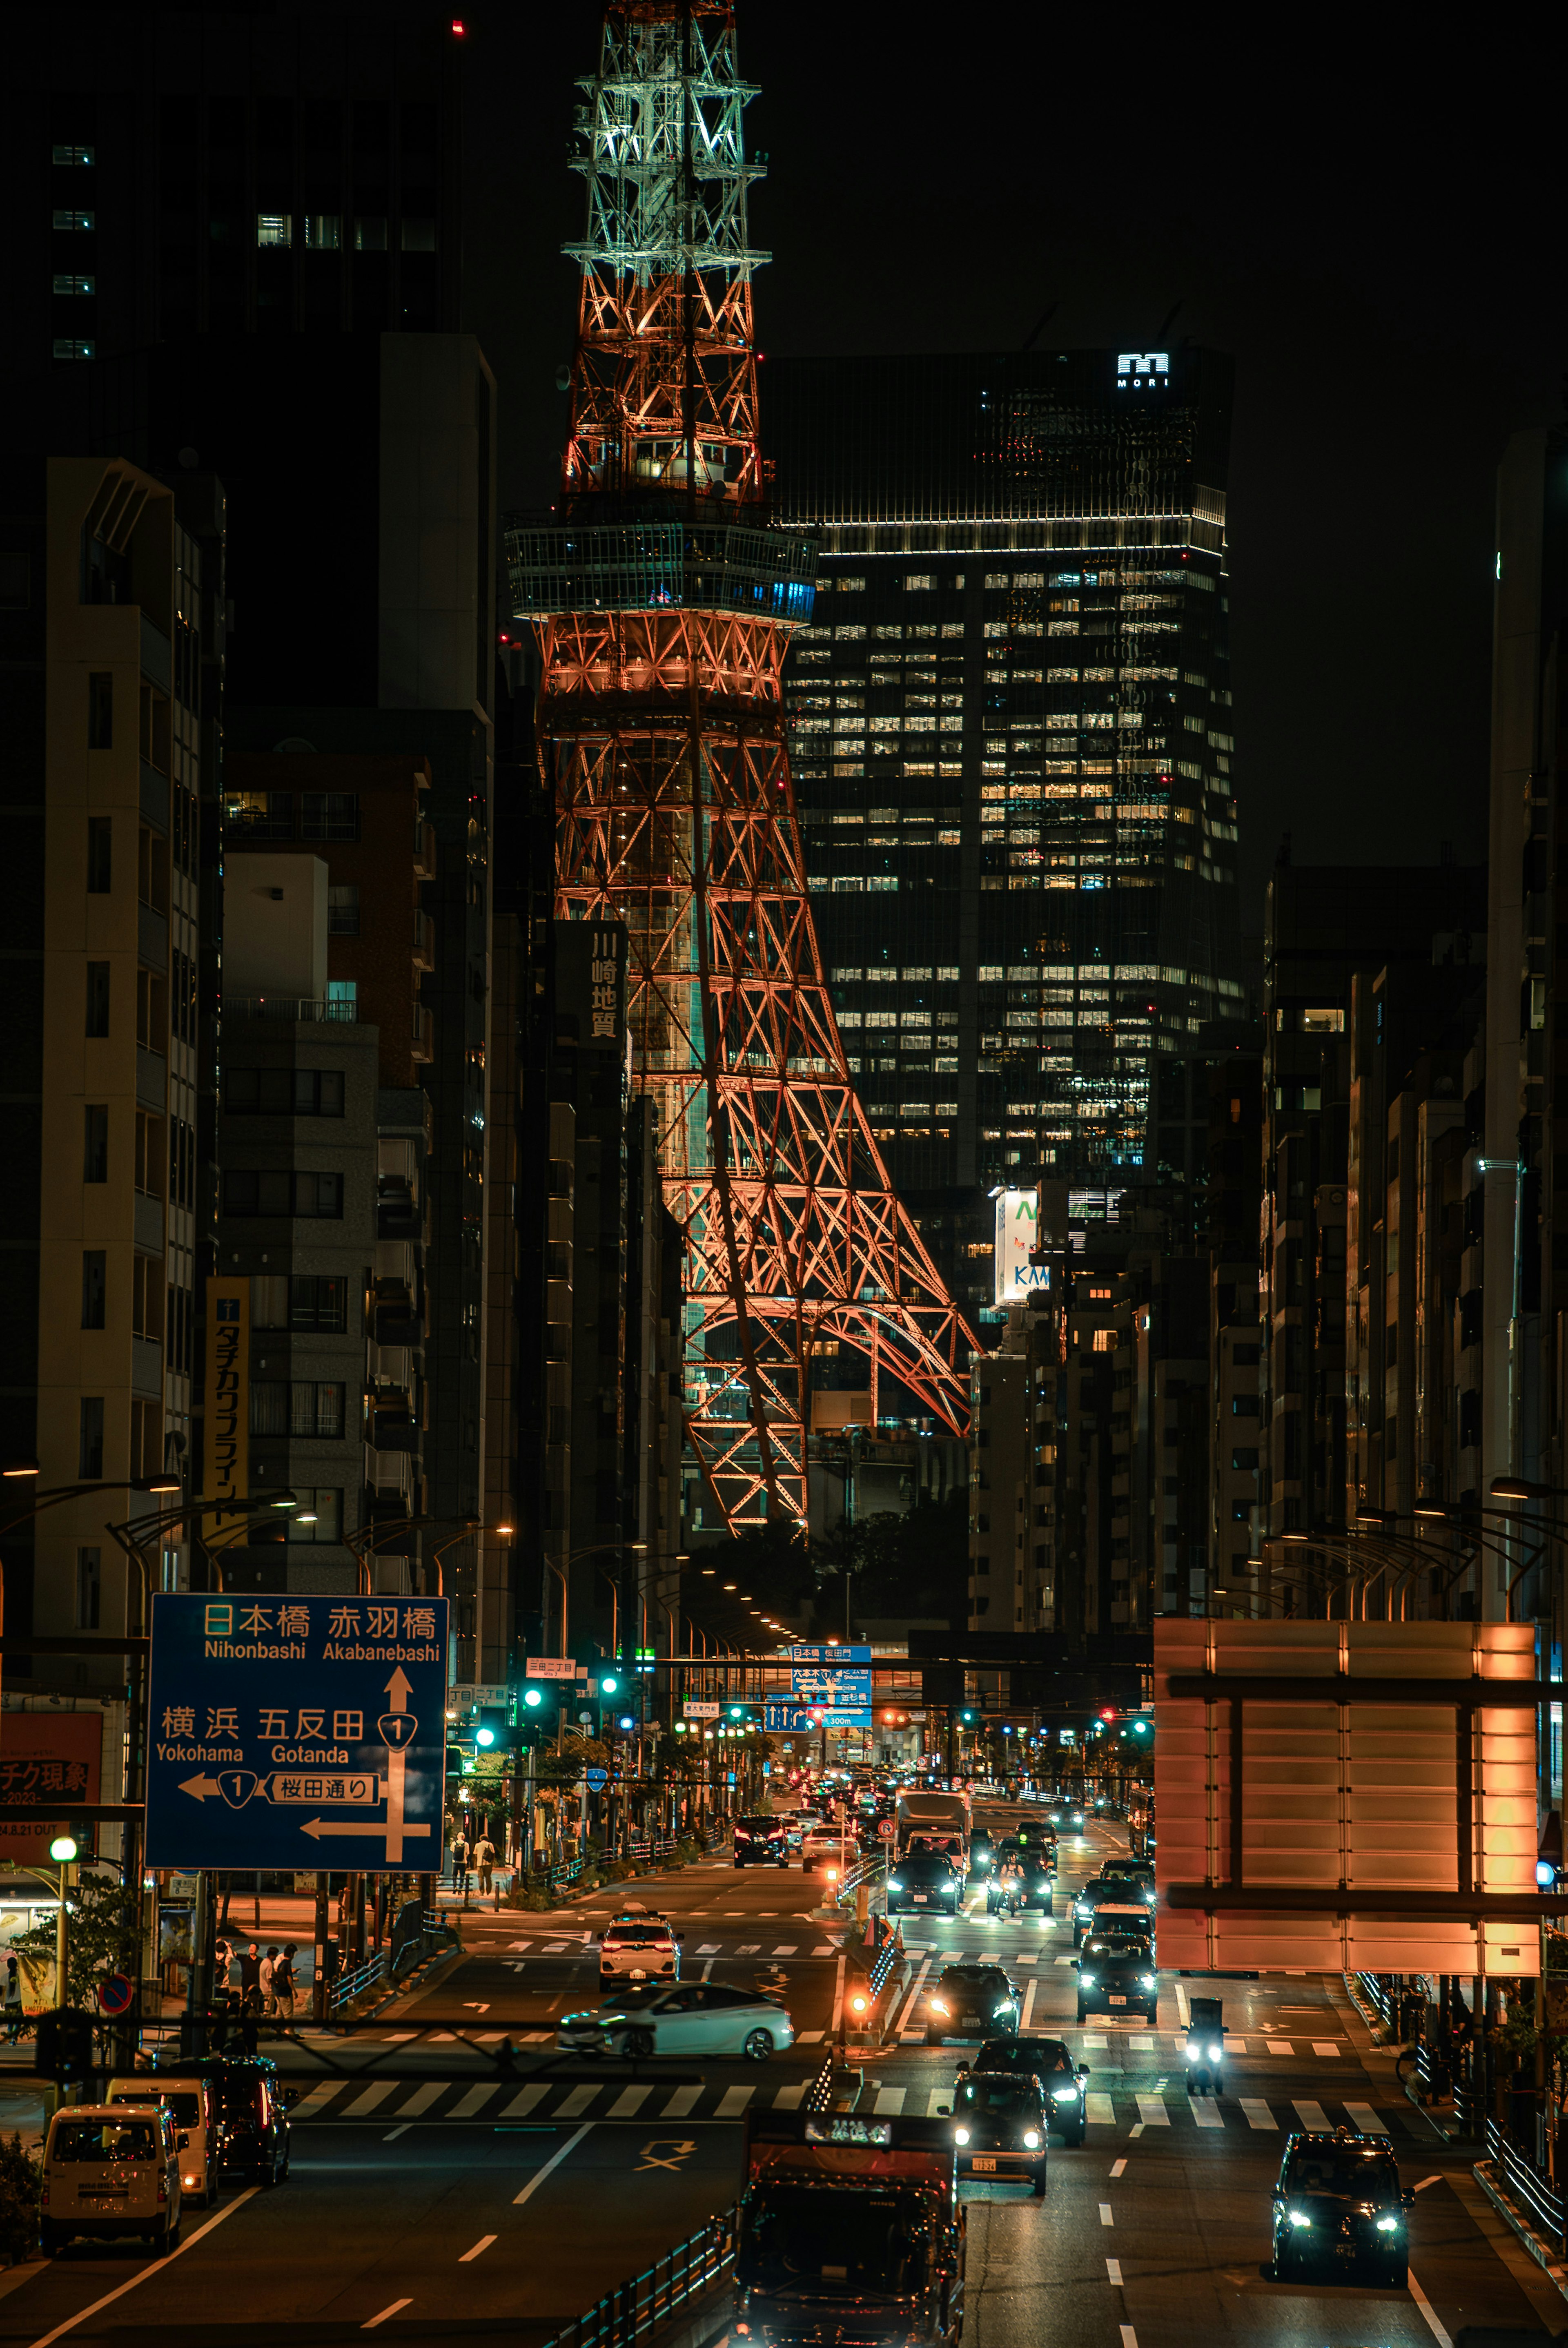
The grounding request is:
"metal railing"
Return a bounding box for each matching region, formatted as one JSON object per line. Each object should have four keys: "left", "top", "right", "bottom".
{"left": 536, "top": 2209, "right": 737, "bottom": 2348}
{"left": 329, "top": 1951, "right": 388, "bottom": 2013}
{"left": 226, "top": 994, "right": 359, "bottom": 1023}
{"left": 831, "top": 1854, "right": 887, "bottom": 1909}
{"left": 1486, "top": 2115, "right": 1566, "bottom": 2251}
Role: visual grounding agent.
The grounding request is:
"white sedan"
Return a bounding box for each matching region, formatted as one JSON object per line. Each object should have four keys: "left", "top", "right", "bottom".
{"left": 559, "top": 1983, "right": 795, "bottom": 2061}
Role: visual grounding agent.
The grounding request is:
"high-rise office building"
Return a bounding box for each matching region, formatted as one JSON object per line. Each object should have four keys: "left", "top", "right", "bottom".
{"left": 766, "top": 348, "right": 1247, "bottom": 1311}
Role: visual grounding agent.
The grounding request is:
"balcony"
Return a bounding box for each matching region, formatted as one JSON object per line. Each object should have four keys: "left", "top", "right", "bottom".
{"left": 374, "top": 1301, "right": 423, "bottom": 1347}
{"left": 377, "top": 1182, "right": 422, "bottom": 1242}
{"left": 413, "top": 822, "right": 436, "bottom": 881}
{"left": 411, "top": 1007, "right": 433, "bottom": 1064}
{"left": 412, "top": 911, "right": 435, "bottom": 971}
{"left": 227, "top": 996, "right": 359, "bottom": 1024}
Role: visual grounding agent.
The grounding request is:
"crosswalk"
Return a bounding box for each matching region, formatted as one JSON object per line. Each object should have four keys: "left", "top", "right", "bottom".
{"left": 291, "top": 2076, "right": 1413, "bottom": 2134}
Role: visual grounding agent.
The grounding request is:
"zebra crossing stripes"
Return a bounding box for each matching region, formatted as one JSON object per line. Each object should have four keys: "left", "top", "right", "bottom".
{"left": 1342, "top": 2102, "right": 1388, "bottom": 2136}
{"left": 1293, "top": 2100, "right": 1333, "bottom": 2131}
{"left": 1239, "top": 2099, "right": 1276, "bottom": 2130}
{"left": 1134, "top": 2095, "right": 1168, "bottom": 2127}
{"left": 1188, "top": 2098, "right": 1223, "bottom": 2129}
{"left": 660, "top": 2084, "right": 702, "bottom": 2118}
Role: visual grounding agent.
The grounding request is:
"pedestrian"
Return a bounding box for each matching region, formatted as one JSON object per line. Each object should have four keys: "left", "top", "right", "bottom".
{"left": 259, "top": 1944, "right": 277, "bottom": 2016}
{"left": 472, "top": 1834, "right": 495, "bottom": 1898}
{"left": 273, "top": 1942, "right": 297, "bottom": 2026}
{"left": 450, "top": 1831, "right": 469, "bottom": 1894}
{"left": 239, "top": 1942, "right": 261, "bottom": 2001}
{"left": 2, "top": 1954, "right": 19, "bottom": 2044}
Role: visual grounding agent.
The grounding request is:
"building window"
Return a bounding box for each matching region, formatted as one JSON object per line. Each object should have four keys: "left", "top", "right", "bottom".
{"left": 224, "top": 790, "right": 294, "bottom": 840}
{"left": 353, "top": 218, "right": 387, "bottom": 251}
{"left": 225, "top": 1067, "right": 345, "bottom": 1116}
{"left": 52, "top": 212, "right": 96, "bottom": 232}
{"left": 223, "top": 1170, "right": 344, "bottom": 1219}
{"left": 325, "top": 980, "right": 357, "bottom": 1021}
{"left": 291, "top": 1382, "right": 346, "bottom": 1438}
{"left": 131, "top": 1253, "right": 160, "bottom": 1338}
{"left": 87, "top": 816, "right": 112, "bottom": 893}
{"left": 1301, "top": 1007, "right": 1344, "bottom": 1033}
{"left": 249, "top": 1381, "right": 289, "bottom": 1437}
{"left": 267, "top": 1485, "right": 343, "bottom": 1542}
{"left": 76, "top": 1547, "right": 101, "bottom": 1629}
{"left": 78, "top": 1397, "right": 105, "bottom": 1479}
{"left": 83, "top": 1104, "right": 108, "bottom": 1182}
{"left": 327, "top": 883, "right": 360, "bottom": 937}
{"left": 85, "top": 961, "right": 110, "bottom": 1037}
{"left": 80, "top": 1250, "right": 106, "bottom": 1328}
{"left": 290, "top": 1274, "right": 348, "bottom": 1332}
{"left": 301, "top": 792, "right": 359, "bottom": 841}
{"left": 250, "top": 1276, "right": 288, "bottom": 1330}
{"left": 1230, "top": 1446, "right": 1258, "bottom": 1472}
{"left": 400, "top": 217, "right": 436, "bottom": 251}
{"left": 130, "top": 1398, "right": 161, "bottom": 1480}
{"left": 53, "top": 146, "right": 95, "bottom": 165}
{"left": 88, "top": 672, "right": 113, "bottom": 749}
{"left": 134, "top": 1111, "right": 164, "bottom": 1195}
{"left": 304, "top": 215, "right": 341, "bottom": 249}
{"left": 53, "top": 339, "right": 96, "bottom": 361}
{"left": 53, "top": 273, "right": 96, "bottom": 296}
{"left": 256, "top": 214, "right": 293, "bottom": 247}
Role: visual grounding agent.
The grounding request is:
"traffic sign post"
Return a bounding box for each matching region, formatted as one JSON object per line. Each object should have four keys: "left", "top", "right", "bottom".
{"left": 146, "top": 1594, "right": 448, "bottom": 1872}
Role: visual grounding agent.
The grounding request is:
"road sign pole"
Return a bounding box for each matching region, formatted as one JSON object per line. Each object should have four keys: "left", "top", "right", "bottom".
{"left": 313, "top": 1872, "right": 329, "bottom": 2023}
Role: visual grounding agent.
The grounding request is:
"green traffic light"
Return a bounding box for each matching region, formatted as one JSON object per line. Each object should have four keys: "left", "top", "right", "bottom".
{"left": 600, "top": 1675, "right": 619, "bottom": 1695}
{"left": 523, "top": 1688, "right": 543, "bottom": 1708}
{"left": 476, "top": 1726, "right": 495, "bottom": 1747}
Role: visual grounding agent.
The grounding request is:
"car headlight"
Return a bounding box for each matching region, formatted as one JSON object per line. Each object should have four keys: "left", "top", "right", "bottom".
{"left": 1140, "top": 1976, "right": 1156, "bottom": 1989}
{"left": 953, "top": 2127, "right": 970, "bottom": 2144}
{"left": 929, "top": 1998, "right": 949, "bottom": 2014}
{"left": 1080, "top": 1976, "right": 1096, "bottom": 1989}
{"left": 997, "top": 1999, "right": 1015, "bottom": 2012}
{"left": 1022, "top": 2130, "right": 1040, "bottom": 2149}
{"left": 889, "top": 1880, "right": 903, "bottom": 1891}
{"left": 1287, "top": 2210, "right": 1312, "bottom": 2229}
{"left": 1375, "top": 2216, "right": 1399, "bottom": 2233}
{"left": 1209, "top": 2043, "right": 1222, "bottom": 2060}
{"left": 1052, "top": 2083, "right": 1080, "bottom": 2102}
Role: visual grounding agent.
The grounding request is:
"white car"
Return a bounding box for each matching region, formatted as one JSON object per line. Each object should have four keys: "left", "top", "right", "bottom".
{"left": 599, "top": 1914, "right": 682, "bottom": 1982}
{"left": 800, "top": 1827, "right": 847, "bottom": 1872}
{"left": 559, "top": 1982, "right": 795, "bottom": 2061}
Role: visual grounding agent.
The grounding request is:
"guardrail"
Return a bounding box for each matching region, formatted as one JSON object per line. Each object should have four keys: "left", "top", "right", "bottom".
{"left": 1486, "top": 2115, "right": 1566, "bottom": 2251}
{"left": 536, "top": 2209, "right": 737, "bottom": 2348}
{"left": 831, "top": 1855, "right": 887, "bottom": 1909}
{"left": 329, "top": 1951, "right": 388, "bottom": 2012}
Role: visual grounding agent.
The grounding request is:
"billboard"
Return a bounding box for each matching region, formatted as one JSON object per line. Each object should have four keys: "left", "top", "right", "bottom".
{"left": 0, "top": 1712, "right": 102, "bottom": 1868}
{"left": 201, "top": 1275, "right": 249, "bottom": 1530}
{"left": 147, "top": 1594, "right": 448, "bottom": 1873}
{"left": 1154, "top": 1619, "right": 1544, "bottom": 1975}
{"left": 993, "top": 1189, "right": 1049, "bottom": 1307}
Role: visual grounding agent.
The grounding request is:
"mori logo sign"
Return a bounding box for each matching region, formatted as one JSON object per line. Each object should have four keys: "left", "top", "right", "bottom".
{"left": 993, "top": 1187, "right": 1049, "bottom": 1307}
{"left": 1116, "top": 352, "right": 1169, "bottom": 390}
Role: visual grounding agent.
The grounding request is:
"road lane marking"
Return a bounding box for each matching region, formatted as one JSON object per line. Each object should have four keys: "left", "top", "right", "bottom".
{"left": 716, "top": 2087, "right": 754, "bottom": 2117}
{"left": 1099, "top": 2203, "right": 1114, "bottom": 2225}
{"left": 1021, "top": 1981, "right": 1038, "bottom": 2030}
{"left": 1415, "top": 2174, "right": 1443, "bottom": 2191}
{"left": 1120, "top": 2329, "right": 1137, "bottom": 2348}
{"left": 451, "top": 2085, "right": 501, "bottom": 2119}
{"left": 363, "top": 2302, "right": 412, "bottom": 2330}
{"left": 1105, "top": 2258, "right": 1123, "bottom": 2285}
{"left": 1266, "top": 2039, "right": 1293, "bottom": 2055}
{"left": 610, "top": 2084, "right": 653, "bottom": 2118}
{"left": 1240, "top": 2099, "right": 1276, "bottom": 2130}
{"left": 384, "top": 2124, "right": 412, "bottom": 2141}
{"left": 813, "top": 1944, "right": 835, "bottom": 1956}
{"left": 1087, "top": 2092, "right": 1116, "bottom": 2125}
{"left": 893, "top": 1954, "right": 934, "bottom": 2037}
{"left": 290, "top": 2080, "right": 347, "bottom": 2118}
{"left": 926, "top": 2090, "right": 953, "bottom": 2116}
{"left": 1312, "top": 2041, "right": 1340, "bottom": 2057}
{"left": 737, "top": 1944, "right": 760, "bottom": 1954}
{"left": 1189, "top": 2098, "right": 1223, "bottom": 2128}
{"left": 344, "top": 2080, "right": 400, "bottom": 2116}
{"left": 697, "top": 1944, "right": 720, "bottom": 1954}
{"left": 797, "top": 2029, "right": 826, "bottom": 2043}
{"left": 773, "top": 2083, "right": 808, "bottom": 2110}
{"left": 458, "top": 2235, "right": 497, "bottom": 2263}
{"left": 1134, "top": 2095, "right": 1168, "bottom": 2126}
{"left": 1109, "top": 2159, "right": 1127, "bottom": 2177}
{"left": 1408, "top": 2272, "right": 1453, "bottom": 2348}
{"left": 499, "top": 2084, "right": 550, "bottom": 2118}
{"left": 26, "top": 2185, "right": 261, "bottom": 2347}
{"left": 771, "top": 1944, "right": 798, "bottom": 1954}
{"left": 874, "top": 2088, "right": 906, "bottom": 2115}
{"left": 512, "top": 2121, "right": 594, "bottom": 2207}
{"left": 1080, "top": 2034, "right": 1108, "bottom": 2047}
{"left": 557, "top": 2085, "right": 600, "bottom": 2118}
{"left": 1224, "top": 2036, "right": 1246, "bottom": 2052}
{"left": 1016, "top": 1953, "right": 1036, "bottom": 1964}
{"left": 1174, "top": 1983, "right": 1189, "bottom": 2027}
{"left": 1293, "top": 2100, "right": 1332, "bottom": 2130}
{"left": 1344, "top": 2100, "right": 1388, "bottom": 2135}
{"left": 661, "top": 2084, "right": 702, "bottom": 2117}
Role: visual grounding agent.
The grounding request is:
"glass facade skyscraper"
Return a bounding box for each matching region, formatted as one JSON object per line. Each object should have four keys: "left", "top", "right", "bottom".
{"left": 766, "top": 347, "right": 1247, "bottom": 1311}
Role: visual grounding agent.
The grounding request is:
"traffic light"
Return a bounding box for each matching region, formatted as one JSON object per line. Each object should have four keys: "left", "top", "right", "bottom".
{"left": 475, "top": 1705, "right": 509, "bottom": 1750}
{"left": 600, "top": 1674, "right": 620, "bottom": 1696}
{"left": 36, "top": 2007, "right": 93, "bottom": 2085}
{"left": 522, "top": 1686, "right": 545, "bottom": 1711}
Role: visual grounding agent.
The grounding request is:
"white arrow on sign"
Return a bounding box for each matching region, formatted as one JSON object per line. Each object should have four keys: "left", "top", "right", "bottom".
{"left": 179, "top": 1775, "right": 223, "bottom": 1802}
{"left": 299, "top": 1816, "right": 431, "bottom": 1844}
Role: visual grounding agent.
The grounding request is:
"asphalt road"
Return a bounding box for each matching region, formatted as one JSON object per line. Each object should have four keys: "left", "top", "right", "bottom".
{"left": 0, "top": 1821, "right": 1553, "bottom": 2345}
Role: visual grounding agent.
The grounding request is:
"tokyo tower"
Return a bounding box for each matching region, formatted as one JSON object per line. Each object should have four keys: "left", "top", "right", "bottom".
{"left": 509, "top": 0, "right": 972, "bottom": 1531}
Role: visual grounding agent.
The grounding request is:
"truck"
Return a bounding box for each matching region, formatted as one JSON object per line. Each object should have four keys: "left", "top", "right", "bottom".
{"left": 739, "top": 2108, "right": 965, "bottom": 2348}
{"left": 894, "top": 1790, "right": 970, "bottom": 1862}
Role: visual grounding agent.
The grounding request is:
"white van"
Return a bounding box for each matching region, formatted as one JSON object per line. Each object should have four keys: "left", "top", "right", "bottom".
{"left": 107, "top": 2074, "right": 220, "bottom": 2205}
{"left": 40, "top": 2104, "right": 184, "bottom": 2255}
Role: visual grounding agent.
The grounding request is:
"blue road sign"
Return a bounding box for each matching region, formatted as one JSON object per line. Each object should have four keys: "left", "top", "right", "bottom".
{"left": 146, "top": 1594, "right": 448, "bottom": 1874}
{"left": 764, "top": 1702, "right": 873, "bottom": 1733}
{"left": 790, "top": 1666, "right": 872, "bottom": 1709}
{"left": 584, "top": 1768, "right": 609, "bottom": 1792}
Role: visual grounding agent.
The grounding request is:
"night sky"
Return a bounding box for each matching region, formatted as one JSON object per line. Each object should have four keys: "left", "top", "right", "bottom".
{"left": 461, "top": 6, "right": 1567, "bottom": 929}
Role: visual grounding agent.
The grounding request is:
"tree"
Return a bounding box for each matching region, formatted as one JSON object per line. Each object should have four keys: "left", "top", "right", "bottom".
{"left": 13, "top": 1869, "right": 139, "bottom": 2017}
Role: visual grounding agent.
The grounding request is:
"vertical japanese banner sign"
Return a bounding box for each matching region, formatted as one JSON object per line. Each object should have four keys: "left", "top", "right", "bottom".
{"left": 202, "top": 1277, "right": 249, "bottom": 1533}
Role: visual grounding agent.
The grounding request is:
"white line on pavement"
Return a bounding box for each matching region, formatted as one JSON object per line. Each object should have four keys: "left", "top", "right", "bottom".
{"left": 363, "top": 2301, "right": 413, "bottom": 2330}
{"left": 1408, "top": 2272, "right": 1453, "bottom": 2348}
{"left": 1021, "top": 1980, "right": 1038, "bottom": 2030}
{"left": 1343, "top": 2101, "right": 1388, "bottom": 2136}
{"left": 383, "top": 2124, "right": 411, "bottom": 2141}
{"left": 895, "top": 1953, "right": 933, "bottom": 2036}
{"left": 1105, "top": 2258, "right": 1123, "bottom": 2286}
{"left": 458, "top": 2235, "right": 497, "bottom": 2263}
{"left": 26, "top": 2186, "right": 261, "bottom": 2348}
{"left": 1189, "top": 2098, "right": 1223, "bottom": 2129}
{"left": 512, "top": 2121, "right": 594, "bottom": 2208}
{"left": 1174, "top": 1982, "right": 1189, "bottom": 2027}
{"left": 1109, "top": 2159, "right": 1127, "bottom": 2178}
{"left": 1134, "top": 2096, "right": 1168, "bottom": 2126}
{"left": 1099, "top": 2203, "right": 1114, "bottom": 2226}
{"left": 1120, "top": 2328, "right": 1137, "bottom": 2348}
{"left": 1293, "top": 2100, "right": 1332, "bottom": 2132}
{"left": 1239, "top": 2100, "right": 1276, "bottom": 2131}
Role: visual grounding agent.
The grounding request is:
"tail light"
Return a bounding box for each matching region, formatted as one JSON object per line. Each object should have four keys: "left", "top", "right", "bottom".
{"left": 157, "top": 2174, "right": 168, "bottom": 2203}
{"left": 39, "top": 2181, "right": 48, "bottom": 2209}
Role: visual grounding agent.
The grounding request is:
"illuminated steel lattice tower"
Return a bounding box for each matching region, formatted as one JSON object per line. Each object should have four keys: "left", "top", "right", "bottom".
{"left": 508, "top": 0, "right": 971, "bottom": 1530}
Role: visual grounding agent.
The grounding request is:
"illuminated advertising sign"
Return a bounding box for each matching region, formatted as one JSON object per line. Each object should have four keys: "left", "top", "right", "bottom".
{"left": 993, "top": 1188, "right": 1049, "bottom": 1307}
